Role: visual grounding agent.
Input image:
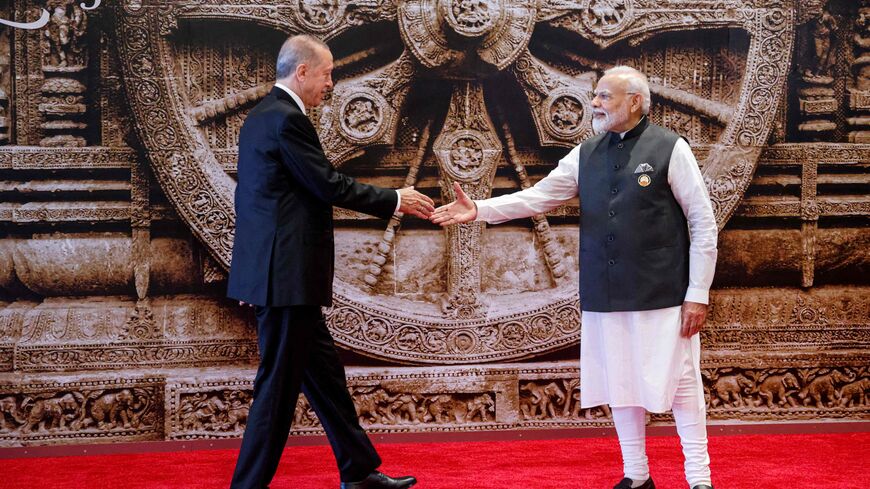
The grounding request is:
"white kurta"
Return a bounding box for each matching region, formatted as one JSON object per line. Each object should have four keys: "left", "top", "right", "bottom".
{"left": 475, "top": 131, "right": 718, "bottom": 413}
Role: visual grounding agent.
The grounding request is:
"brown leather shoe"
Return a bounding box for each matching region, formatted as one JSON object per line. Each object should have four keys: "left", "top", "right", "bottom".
{"left": 340, "top": 471, "right": 416, "bottom": 489}
{"left": 613, "top": 477, "right": 655, "bottom": 489}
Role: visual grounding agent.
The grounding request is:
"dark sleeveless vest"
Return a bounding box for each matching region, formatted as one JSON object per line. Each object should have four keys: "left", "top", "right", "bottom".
{"left": 578, "top": 117, "right": 690, "bottom": 312}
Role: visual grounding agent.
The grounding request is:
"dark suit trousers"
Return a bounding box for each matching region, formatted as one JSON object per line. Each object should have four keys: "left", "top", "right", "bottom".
{"left": 230, "top": 305, "right": 381, "bottom": 489}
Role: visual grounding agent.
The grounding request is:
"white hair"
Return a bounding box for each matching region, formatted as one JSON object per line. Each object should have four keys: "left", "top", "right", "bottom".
{"left": 276, "top": 35, "right": 329, "bottom": 79}
{"left": 603, "top": 65, "right": 651, "bottom": 115}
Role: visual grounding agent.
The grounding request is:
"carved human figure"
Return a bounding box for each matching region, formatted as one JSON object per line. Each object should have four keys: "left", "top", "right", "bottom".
{"left": 452, "top": 0, "right": 492, "bottom": 29}
{"left": 805, "top": 9, "right": 838, "bottom": 78}
{"left": 711, "top": 373, "right": 754, "bottom": 408}
{"left": 839, "top": 378, "right": 870, "bottom": 407}
{"left": 0, "top": 396, "right": 25, "bottom": 431}
{"left": 42, "top": 0, "right": 87, "bottom": 67}
{"left": 800, "top": 370, "right": 854, "bottom": 408}
{"left": 91, "top": 389, "right": 139, "bottom": 429}
{"left": 300, "top": 0, "right": 340, "bottom": 26}
{"left": 22, "top": 393, "right": 81, "bottom": 433}
{"left": 550, "top": 96, "right": 582, "bottom": 133}
{"left": 756, "top": 372, "right": 801, "bottom": 409}
{"left": 449, "top": 137, "right": 484, "bottom": 171}
{"left": 344, "top": 98, "right": 379, "bottom": 135}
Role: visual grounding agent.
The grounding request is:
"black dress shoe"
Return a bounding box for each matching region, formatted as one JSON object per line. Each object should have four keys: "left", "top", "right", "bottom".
{"left": 692, "top": 485, "right": 713, "bottom": 489}
{"left": 613, "top": 477, "right": 655, "bottom": 489}
{"left": 340, "top": 471, "right": 417, "bottom": 489}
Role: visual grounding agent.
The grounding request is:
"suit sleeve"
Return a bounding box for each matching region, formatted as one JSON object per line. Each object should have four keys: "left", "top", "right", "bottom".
{"left": 277, "top": 112, "right": 398, "bottom": 219}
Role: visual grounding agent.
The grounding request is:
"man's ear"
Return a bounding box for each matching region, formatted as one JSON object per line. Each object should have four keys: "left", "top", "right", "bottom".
{"left": 294, "top": 62, "right": 307, "bottom": 81}
{"left": 631, "top": 93, "right": 642, "bottom": 114}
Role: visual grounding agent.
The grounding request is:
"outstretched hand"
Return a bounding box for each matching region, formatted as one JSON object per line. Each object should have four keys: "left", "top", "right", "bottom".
{"left": 430, "top": 182, "right": 477, "bottom": 227}
{"left": 398, "top": 186, "right": 436, "bottom": 219}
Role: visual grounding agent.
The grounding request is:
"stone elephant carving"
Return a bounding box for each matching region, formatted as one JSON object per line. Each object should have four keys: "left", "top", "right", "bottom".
{"left": 711, "top": 373, "right": 754, "bottom": 408}
{"left": 839, "top": 378, "right": 870, "bottom": 407}
{"left": 0, "top": 396, "right": 26, "bottom": 431}
{"left": 355, "top": 388, "right": 392, "bottom": 425}
{"left": 800, "top": 370, "right": 855, "bottom": 408}
{"left": 21, "top": 392, "right": 84, "bottom": 433}
{"left": 464, "top": 393, "right": 494, "bottom": 423}
{"left": 424, "top": 394, "right": 459, "bottom": 424}
{"left": 756, "top": 372, "right": 801, "bottom": 409}
{"left": 520, "top": 381, "right": 565, "bottom": 420}
{"left": 383, "top": 394, "right": 425, "bottom": 425}
{"left": 90, "top": 389, "right": 145, "bottom": 430}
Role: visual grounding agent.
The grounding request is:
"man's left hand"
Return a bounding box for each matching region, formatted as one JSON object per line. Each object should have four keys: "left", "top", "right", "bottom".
{"left": 680, "top": 301, "right": 708, "bottom": 337}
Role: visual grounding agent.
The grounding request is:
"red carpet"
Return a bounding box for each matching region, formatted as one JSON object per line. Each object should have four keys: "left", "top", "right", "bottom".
{"left": 0, "top": 432, "right": 867, "bottom": 488}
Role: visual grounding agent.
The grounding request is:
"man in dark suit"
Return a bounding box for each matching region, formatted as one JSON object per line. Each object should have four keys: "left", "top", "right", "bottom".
{"left": 227, "top": 34, "right": 431, "bottom": 489}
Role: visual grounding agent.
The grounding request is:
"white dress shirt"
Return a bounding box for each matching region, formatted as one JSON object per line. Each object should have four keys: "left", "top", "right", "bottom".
{"left": 474, "top": 124, "right": 717, "bottom": 411}
{"left": 273, "top": 83, "right": 402, "bottom": 213}
{"left": 475, "top": 132, "right": 718, "bottom": 305}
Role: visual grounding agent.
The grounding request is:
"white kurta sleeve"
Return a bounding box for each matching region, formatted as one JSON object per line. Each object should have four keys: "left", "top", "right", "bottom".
{"left": 667, "top": 138, "right": 718, "bottom": 304}
{"left": 474, "top": 144, "right": 581, "bottom": 224}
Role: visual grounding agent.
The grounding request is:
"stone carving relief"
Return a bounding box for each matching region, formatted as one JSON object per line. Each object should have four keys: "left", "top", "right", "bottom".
{"left": 111, "top": 0, "right": 797, "bottom": 364}
{"left": 704, "top": 367, "right": 870, "bottom": 416}
{"left": 354, "top": 386, "right": 496, "bottom": 426}
{"left": 849, "top": 4, "right": 870, "bottom": 143}
{"left": 519, "top": 379, "right": 611, "bottom": 422}
{"left": 0, "top": 0, "right": 867, "bottom": 448}
{"left": 0, "top": 380, "right": 161, "bottom": 443}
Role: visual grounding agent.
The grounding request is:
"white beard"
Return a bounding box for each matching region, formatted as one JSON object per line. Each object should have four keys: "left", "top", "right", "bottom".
{"left": 592, "top": 107, "right": 632, "bottom": 134}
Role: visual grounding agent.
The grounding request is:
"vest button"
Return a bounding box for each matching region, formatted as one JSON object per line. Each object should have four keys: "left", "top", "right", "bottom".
{"left": 607, "top": 235, "right": 615, "bottom": 242}
{"left": 613, "top": 164, "right": 619, "bottom": 170}
{"left": 608, "top": 210, "right": 615, "bottom": 217}
{"left": 608, "top": 259, "right": 615, "bottom": 265}
{"left": 611, "top": 188, "right": 618, "bottom": 194}
{"left": 617, "top": 143, "right": 624, "bottom": 149}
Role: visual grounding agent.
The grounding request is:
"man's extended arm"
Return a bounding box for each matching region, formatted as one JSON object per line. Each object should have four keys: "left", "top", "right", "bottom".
{"left": 668, "top": 138, "right": 718, "bottom": 336}
{"left": 432, "top": 144, "right": 582, "bottom": 226}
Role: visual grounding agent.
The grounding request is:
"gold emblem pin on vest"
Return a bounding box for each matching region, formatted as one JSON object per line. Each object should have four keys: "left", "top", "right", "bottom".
{"left": 638, "top": 174, "right": 651, "bottom": 187}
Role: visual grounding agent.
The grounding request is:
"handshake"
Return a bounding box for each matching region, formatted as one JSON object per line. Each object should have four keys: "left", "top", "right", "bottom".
{"left": 398, "top": 182, "right": 476, "bottom": 226}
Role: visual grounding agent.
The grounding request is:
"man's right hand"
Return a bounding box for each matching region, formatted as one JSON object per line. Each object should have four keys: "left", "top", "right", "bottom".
{"left": 398, "top": 186, "right": 435, "bottom": 219}
{"left": 430, "top": 182, "right": 477, "bottom": 227}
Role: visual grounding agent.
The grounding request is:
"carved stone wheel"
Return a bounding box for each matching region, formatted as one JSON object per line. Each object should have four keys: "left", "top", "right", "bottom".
{"left": 113, "top": 1, "right": 794, "bottom": 364}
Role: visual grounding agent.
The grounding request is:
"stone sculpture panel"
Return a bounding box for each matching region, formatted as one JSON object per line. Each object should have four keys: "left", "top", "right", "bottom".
{"left": 0, "top": 0, "right": 866, "bottom": 446}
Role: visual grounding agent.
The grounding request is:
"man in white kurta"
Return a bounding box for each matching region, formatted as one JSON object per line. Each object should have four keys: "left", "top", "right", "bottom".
{"left": 431, "top": 67, "right": 718, "bottom": 489}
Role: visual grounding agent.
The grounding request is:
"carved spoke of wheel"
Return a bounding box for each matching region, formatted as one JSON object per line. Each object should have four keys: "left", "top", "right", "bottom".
{"left": 431, "top": 82, "right": 503, "bottom": 318}
{"left": 511, "top": 51, "right": 595, "bottom": 148}
{"left": 318, "top": 51, "right": 417, "bottom": 166}
{"left": 363, "top": 121, "right": 433, "bottom": 289}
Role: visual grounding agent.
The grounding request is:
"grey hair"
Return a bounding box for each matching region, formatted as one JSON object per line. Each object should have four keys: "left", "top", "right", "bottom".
{"left": 275, "top": 35, "right": 330, "bottom": 79}
{"left": 603, "top": 65, "right": 651, "bottom": 115}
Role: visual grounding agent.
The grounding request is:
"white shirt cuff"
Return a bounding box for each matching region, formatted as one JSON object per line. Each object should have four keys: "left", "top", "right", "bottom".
{"left": 394, "top": 190, "right": 402, "bottom": 214}
{"left": 684, "top": 287, "right": 710, "bottom": 305}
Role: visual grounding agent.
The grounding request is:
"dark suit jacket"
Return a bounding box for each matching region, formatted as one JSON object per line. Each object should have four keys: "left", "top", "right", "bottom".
{"left": 227, "top": 87, "right": 398, "bottom": 307}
